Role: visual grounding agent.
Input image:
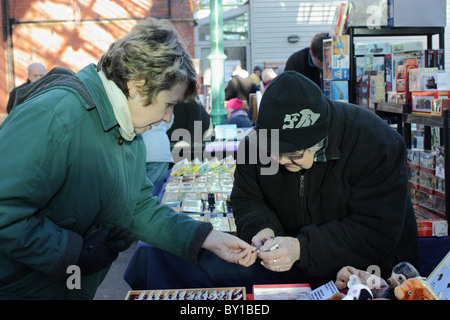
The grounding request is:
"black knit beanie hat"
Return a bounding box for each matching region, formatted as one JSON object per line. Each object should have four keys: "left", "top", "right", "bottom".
{"left": 255, "top": 70, "right": 330, "bottom": 153}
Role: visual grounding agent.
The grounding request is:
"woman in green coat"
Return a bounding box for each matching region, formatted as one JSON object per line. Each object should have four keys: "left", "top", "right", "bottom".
{"left": 0, "top": 18, "right": 257, "bottom": 299}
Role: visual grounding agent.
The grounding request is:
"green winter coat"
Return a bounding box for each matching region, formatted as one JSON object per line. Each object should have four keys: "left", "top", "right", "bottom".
{"left": 0, "top": 64, "right": 212, "bottom": 299}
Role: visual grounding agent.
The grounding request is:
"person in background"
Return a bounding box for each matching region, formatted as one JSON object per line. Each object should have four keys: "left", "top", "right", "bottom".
{"left": 6, "top": 62, "right": 46, "bottom": 113}
{"left": 285, "top": 32, "right": 329, "bottom": 89}
{"left": 225, "top": 98, "right": 252, "bottom": 128}
{"left": 261, "top": 68, "right": 277, "bottom": 90}
{"left": 225, "top": 65, "right": 259, "bottom": 107}
{"left": 166, "top": 97, "right": 212, "bottom": 161}
{"left": 0, "top": 17, "right": 257, "bottom": 300}
{"left": 167, "top": 97, "right": 212, "bottom": 145}
{"left": 232, "top": 71, "right": 419, "bottom": 288}
{"left": 141, "top": 116, "right": 174, "bottom": 197}
{"left": 249, "top": 65, "right": 263, "bottom": 86}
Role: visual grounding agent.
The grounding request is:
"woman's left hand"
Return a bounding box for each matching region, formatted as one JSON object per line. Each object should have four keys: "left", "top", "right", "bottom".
{"left": 257, "top": 236, "right": 300, "bottom": 272}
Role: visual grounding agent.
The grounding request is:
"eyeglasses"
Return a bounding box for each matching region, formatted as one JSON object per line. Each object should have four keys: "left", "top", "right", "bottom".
{"left": 272, "top": 139, "right": 325, "bottom": 163}
{"left": 279, "top": 151, "right": 307, "bottom": 162}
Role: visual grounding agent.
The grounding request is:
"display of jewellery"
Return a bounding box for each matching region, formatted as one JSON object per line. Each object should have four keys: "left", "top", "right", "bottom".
{"left": 125, "top": 287, "right": 246, "bottom": 300}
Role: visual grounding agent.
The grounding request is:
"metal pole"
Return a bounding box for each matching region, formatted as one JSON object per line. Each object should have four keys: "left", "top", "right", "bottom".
{"left": 207, "top": 0, "right": 227, "bottom": 126}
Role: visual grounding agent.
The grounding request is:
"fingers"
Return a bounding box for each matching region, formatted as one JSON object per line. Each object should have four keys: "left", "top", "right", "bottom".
{"left": 234, "top": 248, "right": 258, "bottom": 267}
{"left": 257, "top": 236, "right": 299, "bottom": 272}
{"left": 260, "top": 254, "right": 289, "bottom": 272}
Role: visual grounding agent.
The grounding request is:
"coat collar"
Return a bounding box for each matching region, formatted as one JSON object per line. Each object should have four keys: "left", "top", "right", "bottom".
{"left": 76, "top": 64, "right": 119, "bottom": 133}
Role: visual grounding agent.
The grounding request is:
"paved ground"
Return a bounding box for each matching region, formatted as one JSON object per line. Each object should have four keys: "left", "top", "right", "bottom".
{"left": 93, "top": 240, "right": 138, "bottom": 300}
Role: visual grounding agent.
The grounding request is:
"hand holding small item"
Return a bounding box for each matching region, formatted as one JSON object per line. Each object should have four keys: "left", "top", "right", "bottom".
{"left": 253, "top": 230, "right": 301, "bottom": 272}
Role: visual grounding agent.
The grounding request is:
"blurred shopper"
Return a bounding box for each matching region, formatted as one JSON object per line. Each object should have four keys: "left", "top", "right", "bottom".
{"left": 225, "top": 65, "right": 259, "bottom": 106}
{"left": 261, "top": 68, "right": 277, "bottom": 90}
{"left": 285, "top": 32, "right": 329, "bottom": 89}
{"left": 225, "top": 98, "right": 252, "bottom": 128}
{"left": 6, "top": 62, "right": 46, "bottom": 113}
{"left": 249, "top": 65, "right": 263, "bottom": 86}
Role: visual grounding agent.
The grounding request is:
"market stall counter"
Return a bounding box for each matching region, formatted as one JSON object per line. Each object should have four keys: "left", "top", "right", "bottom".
{"left": 123, "top": 241, "right": 285, "bottom": 292}
{"left": 123, "top": 236, "right": 450, "bottom": 294}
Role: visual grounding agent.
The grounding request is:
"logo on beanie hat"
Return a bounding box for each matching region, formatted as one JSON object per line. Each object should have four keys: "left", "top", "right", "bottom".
{"left": 283, "top": 109, "right": 320, "bottom": 130}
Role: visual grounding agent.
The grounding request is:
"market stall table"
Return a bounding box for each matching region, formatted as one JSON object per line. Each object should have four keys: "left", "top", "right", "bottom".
{"left": 123, "top": 237, "right": 450, "bottom": 292}
{"left": 123, "top": 241, "right": 285, "bottom": 292}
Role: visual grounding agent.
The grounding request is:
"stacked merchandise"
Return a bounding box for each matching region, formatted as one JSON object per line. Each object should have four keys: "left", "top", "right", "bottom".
{"left": 408, "top": 63, "right": 449, "bottom": 115}
{"left": 323, "top": 35, "right": 349, "bottom": 102}
{"left": 407, "top": 148, "right": 448, "bottom": 237}
{"left": 389, "top": 42, "right": 447, "bottom": 108}
{"left": 161, "top": 157, "right": 237, "bottom": 233}
{"left": 126, "top": 287, "right": 246, "bottom": 300}
{"left": 354, "top": 42, "right": 389, "bottom": 109}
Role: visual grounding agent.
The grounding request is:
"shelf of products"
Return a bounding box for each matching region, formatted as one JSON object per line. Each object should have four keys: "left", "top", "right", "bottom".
{"left": 373, "top": 104, "right": 450, "bottom": 224}
{"left": 347, "top": 26, "right": 448, "bottom": 224}
{"left": 348, "top": 26, "right": 445, "bottom": 104}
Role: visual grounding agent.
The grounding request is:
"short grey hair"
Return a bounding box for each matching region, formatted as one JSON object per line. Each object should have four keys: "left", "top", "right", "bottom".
{"left": 98, "top": 17, "right": 198, "bottom": 106}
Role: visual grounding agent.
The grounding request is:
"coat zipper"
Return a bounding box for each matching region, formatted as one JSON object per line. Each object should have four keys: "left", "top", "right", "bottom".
{"left": 298, "top": 171, "right": 311, "bottom": 225}
{"left": 299, "top": 172, "right": 305, "bottom": 197}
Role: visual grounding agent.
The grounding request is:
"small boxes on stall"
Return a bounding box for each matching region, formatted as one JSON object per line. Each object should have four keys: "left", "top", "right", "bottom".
{"left": 323, "top": 35, "right": 350, "bottom": 81}
{"left": 407, "top": 148, "right": 448, "bottom": 237}
{"left": 125, "top": 287, "right": 246, "bottom": 300}
{"left": 409, "top": 68, "right": 439, "bottom": 91}
{"left": 394, "top": 61, "right": 416, "bottom": 104}
{"left": 411, "top": 91, "right": 450, "bottom": 114}
{"left": 431, "top": 98, "right": 450, "bottom": 116}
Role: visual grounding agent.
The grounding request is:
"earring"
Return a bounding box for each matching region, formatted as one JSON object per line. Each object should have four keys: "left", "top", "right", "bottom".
{"left": 130, "top": 94, "right": 136, "bottom": 100}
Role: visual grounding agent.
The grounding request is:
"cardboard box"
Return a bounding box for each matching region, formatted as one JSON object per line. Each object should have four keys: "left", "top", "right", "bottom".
{"left": 417, "top": 219, "right": 448, "bottom": 237}
{"left": 396, "top": 64, "right": 417, "bottom": 79}
{"left": 397, "top": 91, "right": 411, "bottom": 105}
{"left": 370, "top": 86, "right": 385, "bottom": 101}
{"left": 385, "top": 54, "right": 393, "bottom": 90}
{"left": 354, "top": 42, "right": 391, "bottom": 56}
{"left": 436, "top": 49, "right": 445, "bottom": 72}
{"left": 387, "top": 91, "right": 397, "bottom": 103}
{"left": 436, "top": 73, "right": 450, "bottom": 90}
{"left": 391, "top": 41, "right": 424, "bottom": 53}
{"left": 322, "top": 38, "right": 333, "bottom": 80}
{"left": 331, "top": 35, "right": 350, "bottom": 80}
{"left": 396, "top": 78, "right": 407, "bottom": 91}
{"left": 409, "top": 68, "right": 439, "bottom": 91}
{"left": 388, "top": 0, "right": 447, "bottom": 27}
{"left": 431, "top": 98, "right": 450, "bottom": 116}
{"left": 411, "top": 91, "right": 450, "bottom": 114}
{"left": 326, "top": 80, "right": 349, "bottom": 102}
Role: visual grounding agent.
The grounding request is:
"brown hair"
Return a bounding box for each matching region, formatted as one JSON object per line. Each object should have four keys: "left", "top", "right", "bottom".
{"left": 98, "top": 17, "right": 198, "bottom": 106}
{"left": 310, "top": 32, "right": 330, "bottom": 63}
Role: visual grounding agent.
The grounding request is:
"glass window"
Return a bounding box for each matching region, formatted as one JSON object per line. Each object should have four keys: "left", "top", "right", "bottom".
{"left": 198, "top": 11, "right": 248, "bottom": 42}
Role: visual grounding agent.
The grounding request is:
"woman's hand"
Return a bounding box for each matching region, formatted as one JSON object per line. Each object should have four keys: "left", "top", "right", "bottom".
{"left": 251, "top": 228, "right": 275, "bottom": 249}
{"left": 257, "top": 236, "right": 301, "bottom": 272}
{"left": 201, "top": 229, "right": 258, "bottom": 267}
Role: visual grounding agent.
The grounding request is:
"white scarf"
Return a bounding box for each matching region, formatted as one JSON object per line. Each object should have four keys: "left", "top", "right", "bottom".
{"left": 98, "top": 70, "right": 136, "bottom": 141}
